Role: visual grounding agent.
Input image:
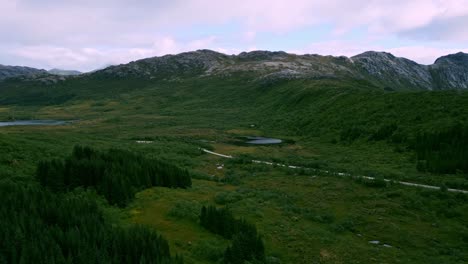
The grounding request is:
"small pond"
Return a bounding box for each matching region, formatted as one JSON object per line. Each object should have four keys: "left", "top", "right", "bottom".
{"left": 0, "top": 120, "right": 71, "bottom": 127}
{"left": 245, "top": 136, "right": 283, "bottom": 145}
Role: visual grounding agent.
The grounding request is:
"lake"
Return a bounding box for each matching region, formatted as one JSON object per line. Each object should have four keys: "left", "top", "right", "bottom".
{"left": 246, "top": 137, "right": 283, "bottom": 145}
{"left": 0, "top": 120, "right": 71, "bottom": 127}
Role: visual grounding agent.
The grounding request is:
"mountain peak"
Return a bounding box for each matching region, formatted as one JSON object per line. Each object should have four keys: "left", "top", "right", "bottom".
{"left": 434, "top": 52, "right": 468, "bottom": 66}
{"left": 352, "top": 51, "right": 397, "bottom": 60}
{"left": 432, "top": 52, "right": 468, "bottom": 89}
{"left": 237, "top": 50, "right": 289, "bottom": 61}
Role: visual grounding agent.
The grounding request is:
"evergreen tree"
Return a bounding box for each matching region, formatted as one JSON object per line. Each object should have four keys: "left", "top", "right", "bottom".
{"left": 0, "top": 179, "right": 181, "bottom": 264}
{"left": 199, "top": 206, "right": 266, "bottom": 263}
{"left": 36, "top": 146, "right": 192, "bottom": 206}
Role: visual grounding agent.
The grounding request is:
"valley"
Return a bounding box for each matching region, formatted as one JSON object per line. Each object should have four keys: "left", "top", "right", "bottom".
{"left": 1, "top": 50, "right": 467, "bottom": 264}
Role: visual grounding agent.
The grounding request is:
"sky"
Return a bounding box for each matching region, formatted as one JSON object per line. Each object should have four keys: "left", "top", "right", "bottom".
{"left": 1, "top": 0, "right": 468, "bottom": 72}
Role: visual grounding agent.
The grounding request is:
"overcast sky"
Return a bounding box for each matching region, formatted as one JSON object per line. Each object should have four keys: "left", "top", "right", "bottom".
{"left": 1, "top": 0, "right": 468, "bottom": 72}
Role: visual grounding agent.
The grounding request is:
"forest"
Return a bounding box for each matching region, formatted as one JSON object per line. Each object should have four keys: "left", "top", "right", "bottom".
{"left": 0, "top": 145, "right": 199, "bottom": 263}
{"left": 200, "top": 206, "right": 266, "bottom": 264}
{"left": 0, "top": 179, "right": 183, "bottom": 264}
{"left": 415, "top": 123, "right": 468, "bottom": 174}
{"left": 36, "top": 146, "right": 192, "bottom": 206}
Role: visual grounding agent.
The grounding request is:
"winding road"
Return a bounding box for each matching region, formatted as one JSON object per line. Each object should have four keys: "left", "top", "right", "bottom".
{"left": 200, "top": 148, "right": 468, "bottom": 194}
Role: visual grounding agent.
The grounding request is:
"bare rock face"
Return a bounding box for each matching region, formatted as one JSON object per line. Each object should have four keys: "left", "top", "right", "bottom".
{"left": 100, "top": 50, "right": 232, "bottom": 79}
{"left": 430, "top": 52, "right": 468, "bottom": 89}
{"left": 351, "top": 51, "right": 433, "bottom": 90}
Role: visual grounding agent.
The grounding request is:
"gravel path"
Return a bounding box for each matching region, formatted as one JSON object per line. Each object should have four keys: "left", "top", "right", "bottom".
{"left": 200, "top": 148, "right": 468, "bottom": 194}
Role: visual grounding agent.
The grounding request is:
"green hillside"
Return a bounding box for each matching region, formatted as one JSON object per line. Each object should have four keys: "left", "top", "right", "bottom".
{"left": 1, "top": 70, "right": 468, "bottom": 263}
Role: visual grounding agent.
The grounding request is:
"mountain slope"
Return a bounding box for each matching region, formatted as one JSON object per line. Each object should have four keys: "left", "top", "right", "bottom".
{"left": 91, "top": 49, "right": 468, "bottom": 91}
{"left": 2, "top": 50, "right": 468, "bottom": 90}
{"left": 0, "top": 64, "right": 48, "bottom": 80}
{"left": 430, "top": 52, "right": 468, "bottom": 89}
{"left": 351, "top": 51, "right": 433, "bottom": 90}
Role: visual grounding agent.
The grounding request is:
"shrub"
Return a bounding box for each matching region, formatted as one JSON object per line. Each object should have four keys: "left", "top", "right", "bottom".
{"left": 191, "top": 240, "right": 225, "bottom": 262}
{"left": 167, "top": 200, "right": 201, "bottom": 221}
{"left": 214, "top": 191, "right": 243, "bottom": 205}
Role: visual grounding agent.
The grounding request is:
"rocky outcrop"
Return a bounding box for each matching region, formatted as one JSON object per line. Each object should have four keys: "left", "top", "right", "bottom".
{"left": 430, "top": 52, "right": 468, "bottom": 89}
{"left": 0, "top": 65, "right": 48, "bottom": 81}
{"left": 99, "top": 50, "right": 232, "bottom": 78}
{"left": 351, "top": 51, "right": 433, "bottom": 90}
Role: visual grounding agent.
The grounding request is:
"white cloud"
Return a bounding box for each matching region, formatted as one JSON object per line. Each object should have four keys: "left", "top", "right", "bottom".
{"left": 8, "top": 36, "right": 220, "bottom": 71}
{"left": 2, "top": 0, "right": 468, "bottom": 41}
{"left": 1, "top": 0, "right": 468, "bottom": 69}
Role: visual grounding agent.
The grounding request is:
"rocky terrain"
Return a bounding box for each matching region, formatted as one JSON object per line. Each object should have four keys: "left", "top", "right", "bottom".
{"left": 351, "top": 51, "right": 433, "bottom": 90}
{"left": 2, "top": 50, "right": 468, "bottom": 90}
{"left": 0, "top": 65, "right": 48, "bottom": 81}
{"left": 0, "top": 65, "right": 76, "bottom": 85}
{"left": 431, "top": 52, "right": 468, "bottom": 89}
{"left": 96, "top": 49, "right": 468, "bottom": 90}
{"left": 48, "top": 69, "right": 82, "bottom": 76}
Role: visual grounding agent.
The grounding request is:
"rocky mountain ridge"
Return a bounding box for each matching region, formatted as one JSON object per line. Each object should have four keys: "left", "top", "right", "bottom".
{"left": 2, "top": 50, "right": 468, "bottom": 90}
{"left": 97, "top": 49, "right": 468, "bottom": 90}
{"left": 0, "top": 65, "right": 48, "bottom": 81}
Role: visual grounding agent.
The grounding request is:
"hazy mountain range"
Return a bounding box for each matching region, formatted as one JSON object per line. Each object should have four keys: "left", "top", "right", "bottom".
{"left": 48, "top": 69, "right": 82, "bottom": 76}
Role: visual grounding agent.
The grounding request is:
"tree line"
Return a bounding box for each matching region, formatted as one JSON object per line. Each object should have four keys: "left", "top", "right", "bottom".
{"left": 415, "top": 123, "right": 468, "bottom": 174}
{"left": 200, "top": 205, "right": 266, "bottom": 264}
{"left": 0, "top": 179, "right": 182, "bottom": 264}
{"left": 36, "top": 146, "right": 192, "bottom": 206}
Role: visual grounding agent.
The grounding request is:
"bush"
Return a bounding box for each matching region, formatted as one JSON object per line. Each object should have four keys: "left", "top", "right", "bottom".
{"left": 332, "top": 217, "right": 357, "bottom": 233}
{"left": 303, "top": 209, "right": 335, "bottom": 224}
{"left": 167, "top": 200, "right": 201, "bottom": 221}
{"left": 340, "top": 126, "right": 365, "bottom": 142}
{"left": 214, "top": 191, "right": 243, "bottom": 205}
{"left": 369, "top": 123, "right": 398, "bottom": 141}
{"left": 223, "top": 170, "right": 244, "bottom": 185}
{"left": 191, "top": 240, "right": 225, "bottom": 262}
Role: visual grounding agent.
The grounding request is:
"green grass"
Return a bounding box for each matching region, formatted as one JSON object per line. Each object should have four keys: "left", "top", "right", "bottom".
{"left": 1, "top": 74, "right": 467, "bottom": 263}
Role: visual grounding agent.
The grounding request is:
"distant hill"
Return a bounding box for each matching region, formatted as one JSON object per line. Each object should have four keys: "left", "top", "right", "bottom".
{"left": 0, "top": 64, "right": 48, "bottom": 81}
{"left": 48, "top": 68, "right": 82, "bottom": 76}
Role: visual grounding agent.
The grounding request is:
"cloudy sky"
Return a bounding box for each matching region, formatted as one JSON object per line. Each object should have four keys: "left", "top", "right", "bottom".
{"left": 1, "top": 0, "right": 468, "bottom": 71}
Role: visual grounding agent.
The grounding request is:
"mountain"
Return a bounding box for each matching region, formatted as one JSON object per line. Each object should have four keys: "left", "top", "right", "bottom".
{"left": 90, "top": 49, "right": 468, "bottom": 91}
{"left": 48, "top": 68, "right": 82, "bottom": 76}
{"left": 351, "top": 51, "right": 433, "bottom": 90}
{"left": 0, "top": 64, "right": 48, "bottom": 81}
{"left": 431, "top": 52, "right": 468, "bottom": 89}
{"left": 2, "top": 50, "right": 468, "bottom": 90}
